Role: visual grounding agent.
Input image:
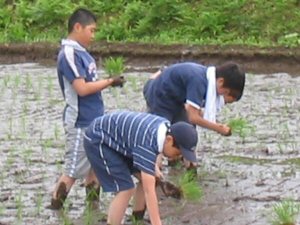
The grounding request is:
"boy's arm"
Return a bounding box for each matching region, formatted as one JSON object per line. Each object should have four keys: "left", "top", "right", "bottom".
{"left": 185, "top": 104, "right": 231, "bottom": 136}
{"left": 141, "top": 171, "right": 162, "bottom": 225}
{"left": 72, "top": 77, "right": 124, "bottom": 96}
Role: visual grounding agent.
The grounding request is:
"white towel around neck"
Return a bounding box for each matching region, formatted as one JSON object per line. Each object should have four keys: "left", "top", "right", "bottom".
{"left": 203, "top": 66, "right": 225, "bottom": 123}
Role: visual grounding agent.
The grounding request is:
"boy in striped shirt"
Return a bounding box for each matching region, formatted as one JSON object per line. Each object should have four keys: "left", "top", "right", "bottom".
{"left": 84, "top": 111, "right": 198, "bottom": 225}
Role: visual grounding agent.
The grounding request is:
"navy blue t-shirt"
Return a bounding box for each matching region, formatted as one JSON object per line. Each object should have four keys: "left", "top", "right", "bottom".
{"left": 57, "top": 39, "right": 104, "bottom": 128}
{"left": 144, "top": 62, "right": 208, "bottom": 121}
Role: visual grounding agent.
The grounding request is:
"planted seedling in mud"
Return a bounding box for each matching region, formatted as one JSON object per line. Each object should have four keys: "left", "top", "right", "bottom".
{"left": 103, "top": 56, "right": 125, "bottom": 77}
{"left": 16, "top": 190, "right": 24, "bottom": 222}
{"left": 3, "top": 75, "right": 10, "bottom": 87}
{"left": 13, "top": 74, "right": 21, "bottom": 88}
{"left": 20, "top": 116, "right": 27, "bottom": 139}
{"left": 61, "top": 199, "right": 72, "bottom": 225}
{"left": 0, "top": 203, "right": 5, "bottom": 218}
{"left": 83, "top": 204, "right": 94, "bottom": 225}
{"left": 7, "top": 116, "right": 13, "bottom": 140}
{"left": 25, "top": 74, "right": 33, "bottom": 90}
{"left": 47, "top": 76, "right": 54, "bottom": 98}
{"left": 23, "top": 148, "right": 33, "bottom": 166}
{"left": 270, "top": 199, "right": 300, "bottom": 225}
{"left": 35, "top": 189, "right": 43, "bottom": 216}
{"left": 177, "top": 170, "right": 203, "bottom": 202}
{"left": 228, "top": 117, "right": 254, "bottom": 143}
{"left": 54, "top": 123, "right": 61, "bottom": 140}
{"left": 159, "top": 170, "right": 203, "bottom": 201}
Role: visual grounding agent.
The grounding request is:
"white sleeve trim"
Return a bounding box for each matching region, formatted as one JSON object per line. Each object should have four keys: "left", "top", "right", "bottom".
{"left": 186, "top": 100, "right": 201, "bottom": 110}
{"left": 157, "top": 123, "right": 167, "bottom": 153}
{"left": 64, "top": 46, "right": 80, "bottom": 78}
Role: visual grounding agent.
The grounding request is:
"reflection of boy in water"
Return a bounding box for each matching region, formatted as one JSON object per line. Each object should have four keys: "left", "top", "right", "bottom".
{"left": 84, "top": 111, "right": 198, "bottom": 225}
{"left": 48, "top": 8, "right": 125, "bottom": 210}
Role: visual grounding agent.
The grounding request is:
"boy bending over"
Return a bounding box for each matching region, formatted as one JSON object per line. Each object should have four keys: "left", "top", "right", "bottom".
{"left": 84, "top": 111, "right": 198, "bottom": 225}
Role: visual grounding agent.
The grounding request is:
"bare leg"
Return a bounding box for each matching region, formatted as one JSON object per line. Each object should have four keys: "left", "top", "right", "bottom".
{"left": 133, "top": 181, "right": 146, "bottom": 211}
{"left": 107, "top": 188, "right": 135, "bottom": 225}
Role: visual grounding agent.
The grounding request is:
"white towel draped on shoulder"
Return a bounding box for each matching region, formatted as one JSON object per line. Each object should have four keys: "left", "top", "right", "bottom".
{"left": 203, "top": 66, "right": 225, "bottom": 123}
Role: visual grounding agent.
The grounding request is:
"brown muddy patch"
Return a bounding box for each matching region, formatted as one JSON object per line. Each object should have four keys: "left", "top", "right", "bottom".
{"left": 0, "top": 63, "right": 299, "bottom": 225}
{"left": 1, "top": 42, "right": 300, "bottom": 76}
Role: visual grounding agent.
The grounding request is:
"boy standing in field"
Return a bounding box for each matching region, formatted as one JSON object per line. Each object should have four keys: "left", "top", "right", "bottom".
{"left": 83, "top": 111, "right": 198, "bottom": 225}
{"left": 48, "top": 8, "right": 125, "bottom": 210}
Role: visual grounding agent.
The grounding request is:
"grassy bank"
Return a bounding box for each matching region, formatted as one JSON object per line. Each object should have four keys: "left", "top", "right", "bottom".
{"left": 1, "top": 0, "right": 300, "bottom": 47}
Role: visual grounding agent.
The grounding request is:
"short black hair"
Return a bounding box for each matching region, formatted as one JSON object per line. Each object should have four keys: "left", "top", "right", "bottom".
{"left": 216, "top": 62, "right": 245, "bottom": 101}
{"left": 68, "top": 8, "right": 97, "bottom": 33}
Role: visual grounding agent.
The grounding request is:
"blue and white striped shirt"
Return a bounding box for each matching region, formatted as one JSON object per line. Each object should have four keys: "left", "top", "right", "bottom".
{"left": 88, "top": 111, "right": 169, "bottom": 175}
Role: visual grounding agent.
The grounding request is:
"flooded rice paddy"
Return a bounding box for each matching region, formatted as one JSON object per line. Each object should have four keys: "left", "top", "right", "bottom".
{"left": 0, "top": 63, "right": 299, "bottom": 225}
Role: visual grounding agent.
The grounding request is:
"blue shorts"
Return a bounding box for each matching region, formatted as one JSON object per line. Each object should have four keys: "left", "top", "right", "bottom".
{"left": 84, "top": 135, "right": 138, "bottom": 193}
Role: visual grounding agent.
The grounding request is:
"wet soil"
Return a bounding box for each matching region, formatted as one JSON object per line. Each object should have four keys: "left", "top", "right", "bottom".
{"left": 0, "top": 43, "right": 300, "bottom": 225}
{"left": 1, "top": 42, "right": 300, "bottom": 76}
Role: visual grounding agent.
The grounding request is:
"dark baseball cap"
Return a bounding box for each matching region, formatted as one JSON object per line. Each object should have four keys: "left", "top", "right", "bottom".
{"left": 169, "top": 122, "right": 198, "bottom": 162}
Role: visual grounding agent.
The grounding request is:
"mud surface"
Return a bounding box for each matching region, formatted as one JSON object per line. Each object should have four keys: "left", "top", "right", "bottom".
{"left": 2, "top": 42, "right": 300, "bottom": 76}
{"left": 0, "top": 61, "right": 299, "bottom": 225}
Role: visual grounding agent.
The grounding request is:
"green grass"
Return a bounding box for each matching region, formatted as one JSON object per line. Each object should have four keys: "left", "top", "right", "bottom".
{"left": 1, "top": 0, "right": 300, "bottom": 47}
{"left": 270, "top": 200, "right": 300, "bottom": 225}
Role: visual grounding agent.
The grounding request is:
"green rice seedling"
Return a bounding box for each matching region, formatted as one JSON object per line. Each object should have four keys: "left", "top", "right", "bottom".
{"left": 47, "top": 76, "right": 54, "bottom": 97}
{"left": 270, "top": 199, "right": 300, "bottom": 225}
{"left": 61, "top": 199, "right": 72, "bottom": 225}
{"left": 127, "top": 75, "right": 139, "bottom": 92}
{"left": 35, "top": 189, "right": 43, "bottom": 216}
{"left": 228, "top": 117, "right": 254, "bottom": 143}
{"left": 177, "top": 170, "right": 203, "bottom": 202}
{"left": 131, "top": 216, "right": 144, "bottom": 225}
{"left": 83, "top": 203, "right": 94, "bottom": 225}
{"left": 3, "top": 75, "right": 10, "bottom": 87}
{"left": 19, "top": 115, "right": 27, "bottom": 140}
{"left": 13, "top": 74, "right": 21, "bottom": 88}
{"left": 0, "top": 203, "right": 5, "bottom": 218}
{"left": 6, "top": 150, "right": 15, "bottom": 168}
{"left": 7, "top": 116, "right": 13, "bottom": 140}
{"left": 25, "top": 74, "right": 33, "bottom": 90}
{"left": 54, "top": 123, "right": 60, "bottom": 140}
{"left": 103, "top": 56, "right": 125, "bottom": 77}
{"left": 15, "top": 190, "right": 24, "bottom": 222}
{"left": 23, "top": 148, "right": 33, "bottom": 166}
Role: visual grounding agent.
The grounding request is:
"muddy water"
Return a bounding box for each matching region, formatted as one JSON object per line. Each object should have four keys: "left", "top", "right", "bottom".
{"left": 0, "top": 63, "right": 299, "bottom": 225}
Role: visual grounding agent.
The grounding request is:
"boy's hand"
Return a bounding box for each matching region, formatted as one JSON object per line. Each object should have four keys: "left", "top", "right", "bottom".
{"left": 217, "top": 124, "right": 232, "bottom": 136}
{"left": 111, "top": 76, "right": 125, "bottom": 87}
{"left": 155, "top": 163, "right": 164, "bottom": 180}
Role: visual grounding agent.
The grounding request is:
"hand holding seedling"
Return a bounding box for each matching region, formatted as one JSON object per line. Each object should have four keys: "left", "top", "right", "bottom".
{"left": 111, "top": 76, "right": 125, "bottom": 87}
{"left": 217, "top": 123, "right": 232, "bottom": 136}
{"left": 228, "top": 118, "right": 254, "bottom": 142}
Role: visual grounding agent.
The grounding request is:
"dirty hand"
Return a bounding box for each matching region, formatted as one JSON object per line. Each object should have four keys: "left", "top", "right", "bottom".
{"left": 111, "top": 76, "right": 125, "bottom": 87}
{"left": 155, "top": 163, "right": 164, "bottom": 180}
{"left": 217, "top": 124, "right": 232, "bottom": 136}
